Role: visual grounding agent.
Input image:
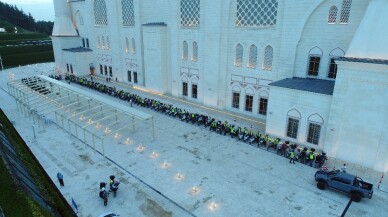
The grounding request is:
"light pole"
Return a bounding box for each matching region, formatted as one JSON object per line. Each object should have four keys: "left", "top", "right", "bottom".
{"left": 0, "top": 55, "right": 3, "bottom": 71}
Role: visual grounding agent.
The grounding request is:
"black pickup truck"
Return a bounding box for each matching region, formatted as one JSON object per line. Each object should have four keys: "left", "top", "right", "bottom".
{"left": 314, "top": 170, "right": 373, "bottom": 202}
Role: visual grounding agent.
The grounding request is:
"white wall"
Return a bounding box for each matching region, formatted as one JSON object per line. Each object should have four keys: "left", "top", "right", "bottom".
{"left": 266, "top": 86, "right": 332, "bottom": 150}
{"left": 325, "top": 61, "right": 388, "bottom": 172}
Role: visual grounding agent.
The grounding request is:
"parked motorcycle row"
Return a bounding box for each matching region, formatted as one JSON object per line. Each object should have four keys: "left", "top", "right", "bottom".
{"left": 56, "top": 74, "right": 327, "bottom": 168}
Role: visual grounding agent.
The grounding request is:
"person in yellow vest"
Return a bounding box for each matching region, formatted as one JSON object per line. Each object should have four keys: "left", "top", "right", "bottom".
{"left": 289, "top": 151, "right": 296, "bottom": 164}
{"left": 308, "top": 152, "right": 315, "bottom": 167}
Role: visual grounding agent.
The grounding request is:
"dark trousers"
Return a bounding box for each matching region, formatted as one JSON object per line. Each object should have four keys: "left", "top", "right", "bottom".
{"left": 289, "top": 157, "right": 295, "bottom": 164}
{"left": 59, "top": 178, "right": 64, "bottom": 186}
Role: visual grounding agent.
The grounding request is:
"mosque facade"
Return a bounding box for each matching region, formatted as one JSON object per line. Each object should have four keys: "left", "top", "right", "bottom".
{"left": 52, "top": 0, "right": 388, "bottom": 172}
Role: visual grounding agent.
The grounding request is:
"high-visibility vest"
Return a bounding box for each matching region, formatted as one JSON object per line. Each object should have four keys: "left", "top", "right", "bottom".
{"left": 309, "top": 153, "right": 314, "bottom": 159}
{"left": 290, "top": 152, "right": 295, "bottom": 158}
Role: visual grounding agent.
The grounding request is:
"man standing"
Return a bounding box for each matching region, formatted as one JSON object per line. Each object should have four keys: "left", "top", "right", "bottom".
{"left": 289, "top": 151, "right": 296, "bottom": 164}
{"left": 341, "top": 164, "right": 347, "bottom": 173}
{"left": 57, "top": 172, "right": 64, "bottom": 186}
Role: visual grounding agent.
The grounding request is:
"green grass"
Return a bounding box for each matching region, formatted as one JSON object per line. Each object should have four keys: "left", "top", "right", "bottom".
{"left": 0, "top": 150, "right": 53, "bottom": 217}
{"left": 0, "top": 110, "right": 76, "bottom": 217}
{"left": 0, "top": 45, "right": 54, "bottom": 68}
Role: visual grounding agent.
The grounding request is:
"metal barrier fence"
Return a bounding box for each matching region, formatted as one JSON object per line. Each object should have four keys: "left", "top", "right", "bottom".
{"left": 0, "top": 109, "right": 77, "bottom": 217}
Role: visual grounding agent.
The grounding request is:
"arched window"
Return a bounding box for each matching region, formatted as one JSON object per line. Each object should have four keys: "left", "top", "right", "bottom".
{"left": 263, "top": 45, "right": 273, "bottom": 70}
{"left": 122, "top": 0, "right": 135, "bottom": 26}
{"left": 235, "top": 44, "right": 243, "bottom": 67}
{"left": 328, "top": 6, "right": 338, "bottom": 24}
{"left": 232, "top": 85, "right": 241, "bottom": 109}
{"left": 125, "top": 37, "right": 129, "bottom": 53}
{"left": 182, "top": 41, "right": 188, "bottom": 60}
{"left": 192, "top": 41, "right": 198, "bottom": 61}
{"left": 131, "top": 38, "right": 136, "bottom": 54}
{"left": 101, "top": 36, "right": 105, "bottom": 49}
{"left": 286, "top": 109, "right": 301, "bottom": 139}
{"left": 94, "top": 0, "right": 108, "bottom": 26}
{"left": 340, "top": 0, "right": 352, "bottom": 24}
{"left": 248, "top": 45, "right": 257, "bottom": 68}
{"left": 307, "top": 46, "right": 323, "bottom": 77}
{"left": 97, "top": 36, "right": 100, "bottom": 48}
{"left": 307, "top": 114, "right": 324, "bottom": 145}
{"left": 328, "top": 48, "right": 345, "bottom": 79}
{"left": 106, "top": 36, "right": 110, "bottom": 49}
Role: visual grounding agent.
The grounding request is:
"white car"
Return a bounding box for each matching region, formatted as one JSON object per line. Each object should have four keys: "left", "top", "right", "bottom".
{"left": 97, "top": 212, "right": 120, "bottom": 217}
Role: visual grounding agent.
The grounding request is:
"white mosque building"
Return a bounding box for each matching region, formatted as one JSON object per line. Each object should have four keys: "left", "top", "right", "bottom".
{"left": 51, "top": 0, "right": 388, "bottom": 172}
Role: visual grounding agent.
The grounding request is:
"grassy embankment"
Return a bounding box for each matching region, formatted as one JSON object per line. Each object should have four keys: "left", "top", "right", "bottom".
{"left": 0, "top": 30, "right": 54, "bottom": 69}
{"left": 0, "top": 109, "right": 75, "bottom": 217}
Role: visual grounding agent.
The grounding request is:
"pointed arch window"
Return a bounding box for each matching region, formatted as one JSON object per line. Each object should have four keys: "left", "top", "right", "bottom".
{"left": 192, "top": 41, "right": 198, "bottom": 61}
{"left": 97, "top": 36, "right": 100, "bottom": 48}
{"left": 101, "top": 36, "right": 105, "bottom": 49}
{"left": 235, "top": 44, "right": 243, "bottom": 67}
{"left": 125, "top": 38, "right": 129, "bottom": 53}
{"left": 182, "top": 41, "right": 188, "bottom": 60}
{"left": 122, "top": 0, "right": 135, "bottom": 26}
{"left": 106, "top": 36, "right": 110, "bottom": 49}
{"left": 328, "top": 6, "right": 338, "bottom": 24}
{"left": 340, "top": 0, "right": 352, "bottom": 24}
{"left": 94, "top": 0, "right": 108, "bottom": 26}
{"left": 286, "top": 109, "right": 301, "bottom": 139}
{"left": 248, "top": 45, "right": 257, "bottom": 68}
{"left": 263, "top": 45, "right": 273, "bottom": 70}
{"left": 307, "top": 114, "right": 324, "bottom": 145}
{"left": 131, "top": 38, "right": 136, "bottom": 54}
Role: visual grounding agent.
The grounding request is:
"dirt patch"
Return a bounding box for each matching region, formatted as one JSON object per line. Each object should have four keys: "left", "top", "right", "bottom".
{"left": 294, "top": 206, "right": 302, "bottom": 211}
{"left": 79, "top": 154, "right": 94, "bottom": 164}
{"left": 140, "top": 199, "right": 173, "bottom": 217}
{"left": 189, "top": 200, "right": 200, "bottom": 211}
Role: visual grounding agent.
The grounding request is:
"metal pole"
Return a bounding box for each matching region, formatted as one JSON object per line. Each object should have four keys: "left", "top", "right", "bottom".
{"left": 340, "top": 198, "right": 353, "bottom": 217}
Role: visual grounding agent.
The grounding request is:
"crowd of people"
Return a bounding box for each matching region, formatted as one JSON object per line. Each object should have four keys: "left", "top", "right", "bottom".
{"left": 48, "top": 74, "right": 329, "bottom": 169}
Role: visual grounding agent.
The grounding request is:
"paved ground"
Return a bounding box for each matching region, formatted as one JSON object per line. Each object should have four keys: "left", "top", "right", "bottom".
{"left": 1, "top": 63, "right": 387, "bottom": 217}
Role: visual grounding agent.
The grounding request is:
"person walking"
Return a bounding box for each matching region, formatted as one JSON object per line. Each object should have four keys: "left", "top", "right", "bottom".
{"left": 289, "top": 151, "right": 296, "bottom": 164}
{"left": 341, "top": 163, "right": 347, "bottom": 173}
{"left": 57, "top": 172, "right": 64, "bottom": 186}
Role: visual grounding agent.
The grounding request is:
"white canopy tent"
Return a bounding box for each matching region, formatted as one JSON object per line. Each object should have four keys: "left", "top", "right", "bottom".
{"left": 7, "top": 75, "right": 154, "bottom": 158}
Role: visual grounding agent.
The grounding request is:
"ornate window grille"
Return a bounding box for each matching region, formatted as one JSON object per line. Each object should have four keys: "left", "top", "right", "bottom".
{"left": 192, "top": 42, "right": 198, "bottom": 61}
{"left": 340, "top": 0, "right": 352, "bottom": 24}
{"left": 307, "top": 122, "right": 321, "bottom": 145}
{"left": 287, "top": 118, "right": 299, "bottom": 139}
{"left": 263, "top": 45, "right": 273, "bottom": 70}
{"left": 122, "top": 0, "right": 135, "bottom": 26}
{"left": 182, "top": 41, "right": 188, "bottom": 60}
{"left": 180, "top": 0, "right": 200, "bottom": 27}
{"left": 328, "top": 6, "right": 338, "bottom": 24}
{"left": 236, "top": 0, "right": 278, "bottom": 27}
{"left": 94, "top": 0, "right": 108, "bottom": 26}
{"left": 248, "top": 45, "right": 257, "bottom": 68}
{"left": 235, "top": 44, "right": 243, "bottom": 67}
